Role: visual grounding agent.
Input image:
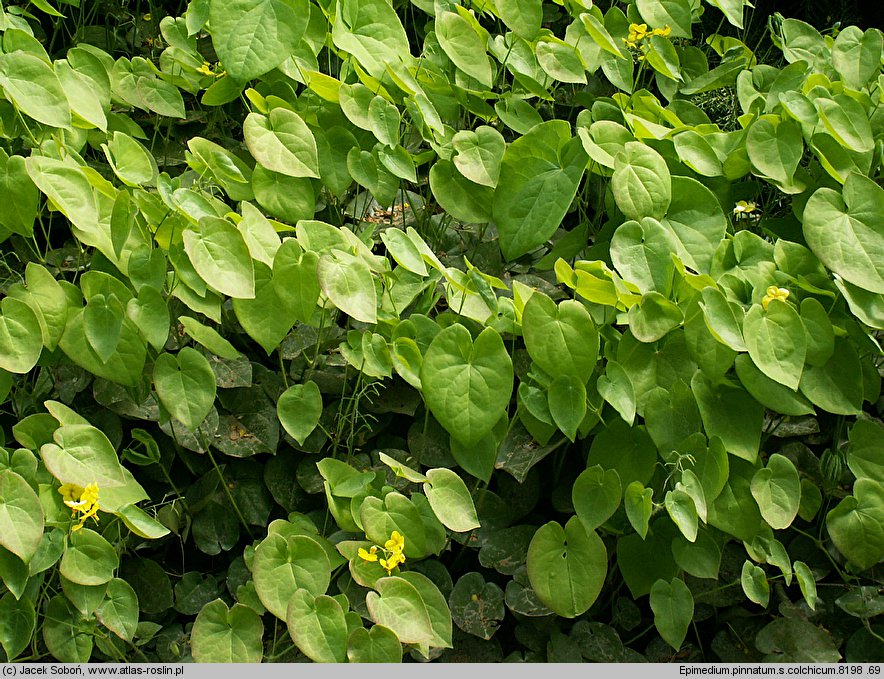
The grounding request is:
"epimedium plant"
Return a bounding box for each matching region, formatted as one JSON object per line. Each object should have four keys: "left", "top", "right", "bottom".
{"left": 0, "top": 0, "right": 881, "bottom": 664}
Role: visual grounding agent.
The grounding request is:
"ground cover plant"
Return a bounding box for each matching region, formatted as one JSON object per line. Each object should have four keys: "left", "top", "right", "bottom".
{"left": 0, "top": 0, "right": 882, "bottom": 664}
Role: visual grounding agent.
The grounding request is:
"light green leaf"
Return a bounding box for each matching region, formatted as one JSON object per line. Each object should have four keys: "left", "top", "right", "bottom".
{"left": 365, "top": 576, "right": 434, "bottom": 644}
{"left": 744, "top": 301, "right": 806, "bottom": 391}
{"left": 527, "top": 517, "right": 607, "bottom": 618}
{"left": 817, "top": 95, "right": 874, "bottom": 154}
{"left": 493, "top": 120, "right": 587, "bottom": 260}
{"left": 429, "top": 159, "right": 493, "bottom": 224}
{"left": 436, "top": 12, "right": 492, "bottom": 88}
{"left": 0, "top": 154, "right": 38, "bottom": 237}
{"left": 103, "top": 132, "right": 157, "bottom": 186}
{"left": 612, "top": 142, "right": 671, "bottom": 222}
{"left": 495, "top": 0, "right": 541, "bottom": 40}
{"left": 747, "top": 118, "right": 803, "bottom": 185}
{"left": 0, "top": 51, "right": 70, "bottom": 128}
{"left": 750, "top": 453, "right": 800, "bottom": 530}
{"left": 277, "top": 381, "right": 322, "bottom": 446}
{"left": 208, "top": 0, "right": 308, "bottom": 82}
{"left": 665, "top": 489, "right": 698, "bottom": 542}
{"left": 183, "top": 217, "right": 255, "bottom": 299}
{"left": 95, "top": 578, "right": 139, "bottom": 641}
{"left": 179, "top": 316, "right": 240, "bottom": 360}
{"left": 452, "top": 126, "right": 505, "bottom": 188}
{"left": 244, "top": 108, "right": 320, "bottom": 178}
{"left": 597, "top": 361, "right": 636, "bottom": 425}
{"left": 793, "top": 561, "right": 818, "bottom": 610}
{"left": 192, "top": 599, "right": 264, "bottom": 663}
{"left": 286, "top": 590, "right": 347, "bottom": 663}
{"left": 650, "top": 578, "right": 693, "bottom": 650}
{"left": 826, "top": 479, "right": 884, "bottom": 572}
{"left": 43, "top": 595, "right": 92, "bottom": 662}
{"left": 798, "top": 339, "right": 863, "bottom": 415}
{"left": 636, "top": 0, "right": 692, "bottom": 37}
{"left": 60, "top": 529, "right": 119, "bottom": 586}
{"left": 610, "top": 218, "right": 680, "bottom": 295}
{"left": 347, "top": 625, "right": 402, "bottom": 663}
{"left": 331, "top": 0, "right": 411, "bottom": 79}
{"left": 832, "top": 26, "right": 883, "bottom": 89}
{"left": 847, "top": 419, "right": 884, "bottom": 483}
{"left": 317, "top": 250, "right": 377, "bottom": 324}
{"left": 627, "top": 292, "right": 683, "bottom": 343}
{"left": 580, "top": 13, "right": 624, "bottom": 58}
{"left": 691, "top": 371, "right": 763, "bottom": 463}
{"left": 741, "top": 561, "right": 769, "bottom": 607}
{"left": 661, "top": 176, "right": 728, "bottom": 274}
{"left": 153, "top": 347, "right": 217, "bottom": 432}
{"left": 572, "top": 465, "right": 621, "bottom": 531}
{"left": 0, "top": 470, "right": 43, "bottom": 562}
{"left": 420, "top": 325, "right": 513, "bottom": 447}
{"left": 536, "top": 37, "right": 587, "bottom": 84}
{"left": 40, "top": 424, "right": 127, "bottom": 488}
{"left": 0, "top": 297, "right": 42, "bottom": 374}
{"left": 252, "top": 533, "right": 331, "bottom": 620}
{"left": 803, "top": 173, "right": 884, "bottom": 294}
{"left": 423, "top": 468, "right": 480, "bottom": 533}
{"left": 522, "top": 292, "right": 598, "bottom": 382}
{"left": 548, "top": 374, "right": 586, "bottom": 442}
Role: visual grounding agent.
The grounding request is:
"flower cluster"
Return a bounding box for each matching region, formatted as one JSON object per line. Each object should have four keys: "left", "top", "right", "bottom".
{"left": 358, "top": 530, "right": 406, "bottom": 575}
{"left": 761, "top": 286, "right": 790, "bottom": 309}
{"left": 623, "top": 22, "right": 671, "bottom": 49}
{"left": 733, "top": 200, "right": 758, "bottom": 220}
{"left": 58, "top": 483, "right": 101, "bottom": 532}
{"left": 196, "top": 62, "right": 226, "bottom": 78}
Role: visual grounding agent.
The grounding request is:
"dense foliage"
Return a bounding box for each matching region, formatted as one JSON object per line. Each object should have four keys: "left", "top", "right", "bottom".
{"left": 0, "top": 0, "right": 882, "bottom": 664}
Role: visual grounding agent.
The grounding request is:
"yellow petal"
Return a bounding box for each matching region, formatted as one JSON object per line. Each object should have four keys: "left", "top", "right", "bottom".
{"left": 358, "top": 547, "right": 378, "bottom": 562}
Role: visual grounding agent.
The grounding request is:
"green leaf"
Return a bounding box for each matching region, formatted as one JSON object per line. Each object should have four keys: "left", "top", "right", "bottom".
{"left": 847, "top": 419, "right": 884, "bottom": 483}
{"left": 740, "top": 561, "right": 769, "bottom": 607}
{"left": 153, "top": 347, "right": 217, "bottom": 432}
{"left": 452, "top": 126, "right": 505, "bottom": 188}
{"left": 650, "top": 578, "right": 693, "bottom": 650}
{"left": 672, "top": 528, "right": 721, "bottom": 579}
{"left": 95, "top": 578, "right": 139, "bottom": 642}
{"left": 572, "top": 465, "right": 621, "bottom": 531}
{"left": 803, "top": 173, "right": 884, "bottom": 294}
{"left": 365, "top": 576, "right": 434, "bottom": 645}
{"left": 360, "top": 491, "right": 446, "bottom": 560}
{"left": 40, "top": 423, "right": 127, "bottom": 488}
{"left": 183, "top": 217, "right": 255, "bottom": 299}
{"left": 628, "top": 292, "right": 684, "bottom": 343}
{"left": 612, "top": 142, "right": 671, "bottom": 222}
{"left": 832, "top": 26, "right": 883, "bottom": 89}
{"left": 624, "top": 481, "right": 653, "bottom": 539}
{"left": 523, "top": 292, "right": 598, "bottom": 382}
{"left": 793, "top": 561, "right": 818, "bottom": 610}
{"left": 103, "top": 132, "right": 157, "bottom": 186}
{"left": 691, "top": 371, "right": 763, "bottom": 463}
{"left": 0, "top": 52, "right": 71, "bottom": 128}
{"left": 610, "top": 218, "right": 680, "bottom": 295}
{"left": 0, "top": 154, "right": 38, "bottom": 237}
{"left": 751, "top": 454, "right": 800, "bottom": 530}
{"left": 734, "top": 354, "right": 814, "bottom": 416}
{"left": 436, "top": 11, "right": 492, "bottom": 88}
{"left": 587, "top": 419, "right": 657, "bottom": 487}
{"left": 0, "top": 297, "right": 42, "bottom": 374}
{"left": 127, "top": 287, "right": 169, "bottom": 352}
{"left": 43, "top": 595, "right": 92, "bottom": 662}
{"left": 428, "top": 160, "right": 493, "bottom": 224}
{"left": 179, "top": 316, "right": 240, "bottom": 360}
{"left": 244, "top": 108, "right": 319, "bottom": 178}
{"left": 397, "top": 571, "right": 452, "bottom": 649}
{"left": 232, "top": 262, "right": 296, "bottom": 353}
{"left": 0, "top": 592, "right": 35, "bottom": 660}
{"left": 664, "top": 485, "right": 698, "bottom": 542}
{"left": 208, "top": 0, "right": 308, "bottom": 82}
{"left": 495, "top": 0, "right": 541, "bottom": 40}
{"left": 826, "top": 479, "right": 884, "bottom": 572}
{"left": 747, "top": 118, "right": 803, "bottom": 185}
{"left": 332, "top": 0, "right": 411, "bottom": 78}
{"left": 423, "top": 468, "right": 480, "bottom": 533}
{"left": 449, "top": 572, "right": 505, "bottom": 641}
{"left": 580, "top": 13, "right": 624, "bottom": 58}
{"left": 252, "top": 533, "right": 330, "bottom": 620}
{"left": 673, "top": 130, "right": 723, "bottom": 177}
{"left": 0, "top": 470, "right": 43, "bottom": 562}
{"left": 817, "top": 95, "right": 874, "bottom": 154}
{"left": 548, "top": 374, "right": 586, "bottom": 441}
{"left": 756, "top": 617, "right": 840, "bottom": 662}
{"left": 347, "top": 625, "right": 402, "bottom": 663}
{"left": 798, "top": 339, "right": 863, "bottom": 415}
{"left": 744, "top": 301, "right": 806, "bottom": 391}
{"left": 380, "top": 229, "right": 427, "bottom": 276}
{"left": 60, "top": 528, "right": 119, "bottom": 586}
{"left": 707, "top": 0, "right": 747, "bottom": 28}
{"left": 420, "top": 325, "right": 513, "bottom": 447}
{"left": 277, "top": 381, "right": 322, "bottom": 446}
{"left": 636, "top": 0, "right": 692, "bottom": 37}
{"left": 252, "top": 167, "right": 314, "bottom": 222}
{"left": 537, "top": 37, "right": 587, "bottom": 84}
{"left": 597, "top": 361, "right": 636, "bottom": 425}
{"left": 317, "top": 250, "right": 377, "bottom": 324}
{"left": 84, "top": 293, "right": 125, "bottom": 363}
{"left": 662, "top": 177, "right": 728, "bottom": 274}
{"left": 286, "top": 590, "right": 347, "bottom": 663}
{"left": 493, "top": 120, "right": 587, "bottom": 259}
{"left": 368, "top": 97, "right": 400, "bottom": 147}
{"left": 191, "top": 599, "right": 264, "bottom": 663}
{"left": 527, "top": 517, "right": 607, "bottom": 618}
{"left": 645, "top": 35, "right": 682, "bottom": 81}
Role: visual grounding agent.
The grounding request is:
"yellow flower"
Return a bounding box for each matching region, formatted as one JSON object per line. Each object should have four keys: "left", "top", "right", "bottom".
{"left": 358, "top": 546, "right": 379, "bottom": 562}
{"left": 59, "top": 482, "right": 101, "bottom": 532}
{"left": 379, "top": 551, "right": 405, "bottom": 575}
{"left": 628, "top": 23, "right": 648, "bottom": 41}
{"left": 762, "top": 286, "right": 790, "bottom": 309}
{"left": 196, "top": 62, "right": 215, "bottom": 77}
{"left": 385, "top": 530, "right": 405, "bottom": 555}
{"left": 733, "top": 200, "right": 757, "bottom": 219}
{"left": 652, "top": 25, "right": 672, "bottom": 37}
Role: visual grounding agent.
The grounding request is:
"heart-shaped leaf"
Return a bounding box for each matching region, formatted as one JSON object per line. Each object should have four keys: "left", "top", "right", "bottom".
{"left": 153, "top": 347, "right": 217, "bottom": 431}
